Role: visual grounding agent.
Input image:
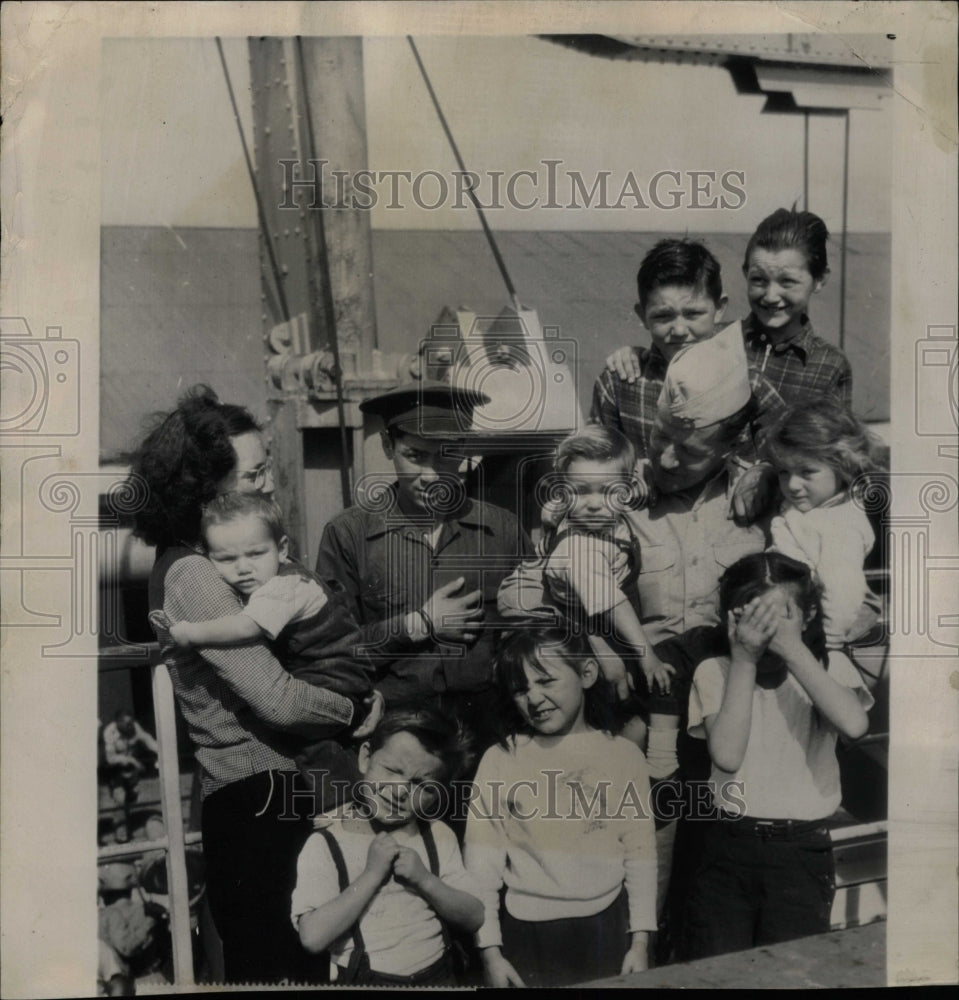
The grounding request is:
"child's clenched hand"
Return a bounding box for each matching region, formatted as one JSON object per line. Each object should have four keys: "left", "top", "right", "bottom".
{"left": 168, "top": 621, "right": 196, "bottom": 648}
{"left": 392, "top": 846, "right": 430, "bottom": 890}
{"left": 365, "top": 833, "right": 400, "bottom": 881}
{"left": 149, "top": 610, "right": 194, "bottom": 648}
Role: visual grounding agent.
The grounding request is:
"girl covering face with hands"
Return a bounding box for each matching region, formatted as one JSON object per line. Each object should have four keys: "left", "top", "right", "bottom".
{"left": 682, "top": 552, "right": 873, "bottom": 960}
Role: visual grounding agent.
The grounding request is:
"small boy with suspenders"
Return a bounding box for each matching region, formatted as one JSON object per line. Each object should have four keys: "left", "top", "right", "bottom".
{"left": 291, "top": 708, "right": 482, "bottom": 985}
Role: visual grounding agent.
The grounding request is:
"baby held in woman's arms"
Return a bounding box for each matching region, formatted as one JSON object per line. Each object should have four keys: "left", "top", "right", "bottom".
{"left": 155, "top": 493, "right": 372, "bottom": 700}
{"left": 151, "top": 492, "right": 379, "bottom": 802}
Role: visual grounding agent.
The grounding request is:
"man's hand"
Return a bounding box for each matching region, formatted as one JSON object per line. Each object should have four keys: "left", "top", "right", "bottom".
{"left": 605, "top": 345, "right": 643, "bottom": 384}
{"left": 729, "top": 462, "right": 778, "bottom": 524}
{"left": 148, "top": 610, "right": 171, "bottom": 639}
{"left": 352, "top": 690, "right": 385, "bottom": 741}
{"left": 420, "top": 578, "right": 484, "bottom": 645}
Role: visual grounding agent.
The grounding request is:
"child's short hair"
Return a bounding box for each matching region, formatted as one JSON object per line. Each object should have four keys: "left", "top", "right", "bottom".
{"left": 719, "top": 551, "right": 826, "bottom": 665}
{"left": 367, "top": 706, "right": 474, "bottom": 784}
{"left": 200, "top": 492, "right": 286, "bottom": 545}
{"left": 743, "top": 207, "right": 830, "bottom": 281}
{"left": 554, "top": 423, "right": 636, "bottom": 476}
{"left": 764, "top": 400, "right": 881, "bottom": 489}
{"left": 494, "top": 626, "right": 613, "bottom": 737}
{"left": 636, "top": 238, "right": 724, "bottom": 312}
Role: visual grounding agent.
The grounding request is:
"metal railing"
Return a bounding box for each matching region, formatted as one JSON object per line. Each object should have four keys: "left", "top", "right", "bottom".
{"left": 99, "top": 645, "right": 197, "bottom": 987}
{"left": 98, "top": 625, "right": 890, "bottom": 989}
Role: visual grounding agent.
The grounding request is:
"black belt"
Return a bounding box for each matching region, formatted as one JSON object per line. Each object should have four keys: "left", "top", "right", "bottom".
{"left": 716, "top": 812, "right": 828, "bottom": 840}
{"left": 336, "top": 949, "right": 454, "bottom": 987}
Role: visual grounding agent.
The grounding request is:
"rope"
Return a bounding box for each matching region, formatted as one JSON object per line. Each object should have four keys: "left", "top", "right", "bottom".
{"left": 216, "top": 38, "right": 292, "bottom": 324}
{"left": 408, "top": 36, "right": 522, "bottom": 313}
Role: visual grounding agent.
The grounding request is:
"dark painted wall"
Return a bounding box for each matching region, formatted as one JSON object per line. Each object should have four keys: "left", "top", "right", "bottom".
{"left": 100, "top": 225, "right": 890, "bottom": 460}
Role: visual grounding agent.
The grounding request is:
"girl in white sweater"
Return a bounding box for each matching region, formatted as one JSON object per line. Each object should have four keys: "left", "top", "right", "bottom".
{"left": 764, "top": 399, "right": 884, "bottom": 648}
{"left": 464, "top": 628, "right": 658, "bottom": 988}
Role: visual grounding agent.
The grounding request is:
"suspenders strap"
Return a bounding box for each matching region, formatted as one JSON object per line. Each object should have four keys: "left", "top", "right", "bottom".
{"left": 315, "top": 820, "right": 452, "bottom": 978}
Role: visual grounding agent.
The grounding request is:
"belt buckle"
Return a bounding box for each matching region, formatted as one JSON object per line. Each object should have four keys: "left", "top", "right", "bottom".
{"left": 755, "top": 819, "right": 782, "bottom": 839}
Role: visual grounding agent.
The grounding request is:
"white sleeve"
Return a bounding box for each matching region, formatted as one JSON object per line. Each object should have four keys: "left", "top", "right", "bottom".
{"left": 290, "top": 833, "right": 343, "bottom": 929}
{"left": 826, "top": 650, "right": 876, "bottom": 713}
{"left": 545, "top": 533, "right": 628, "bottom": 617}
{"left": 687, "top": 658, "right": 728, "bottom": 738}
{"left": 615, "top": 743, "right": 658, "bottom": 934}
{"left": 432, "top": 821, "right": 483, "bottom": 898}
{"left": 463, "top": 749, "right": 510, "bottom": 950}
{"left": 769, "top": 511, "right": 816, "bottom": 568}
{"left": 812, "top": 517, "right": 874, "bottom": 647}
{"left": 243, "top": 575, "right": 303, "bottom": 641}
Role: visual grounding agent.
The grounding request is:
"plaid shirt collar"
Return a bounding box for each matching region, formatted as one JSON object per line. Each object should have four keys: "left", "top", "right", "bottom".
{"left": 642, "top": 342, "right": 671, "bottom": 376}
{"left": 741, "top": 313, "right": 814, "bottom": 362}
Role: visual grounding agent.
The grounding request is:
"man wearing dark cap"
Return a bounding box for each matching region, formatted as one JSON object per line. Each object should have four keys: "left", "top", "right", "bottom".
{"left": 316, "top": 380, "right": 532, "bottom": 755}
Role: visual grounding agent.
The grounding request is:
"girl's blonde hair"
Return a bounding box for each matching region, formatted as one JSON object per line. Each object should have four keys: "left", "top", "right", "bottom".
{"left": 200, "top": 492, "right": 286, "bottom": 546}
{"left": 554, "top": 423, "right": 635, "bottom": 475}
{"left": 764, "top": 400, "right": 883, "bottom": 490}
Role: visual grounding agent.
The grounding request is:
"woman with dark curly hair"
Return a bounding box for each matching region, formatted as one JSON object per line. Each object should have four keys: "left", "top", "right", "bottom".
{"left": 129, "top": 384, "right": 376, "bottom": 985}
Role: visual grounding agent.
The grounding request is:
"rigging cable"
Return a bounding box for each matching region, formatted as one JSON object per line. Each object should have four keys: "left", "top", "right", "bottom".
{"left": 408, "top": 36, "right": 523, "bottom": 314}
{"left": 215, "top": 37, "right": 292, "bottom": 324}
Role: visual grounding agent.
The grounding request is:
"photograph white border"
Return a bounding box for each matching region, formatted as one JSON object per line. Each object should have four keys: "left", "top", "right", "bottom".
{"left": 1, "top": 2, "right": 956, "bottom": 994}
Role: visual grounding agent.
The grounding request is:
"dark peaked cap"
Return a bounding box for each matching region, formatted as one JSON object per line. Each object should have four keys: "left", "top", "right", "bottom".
{"left": 359, "top": 379, "right": 490, "bottom": 437}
